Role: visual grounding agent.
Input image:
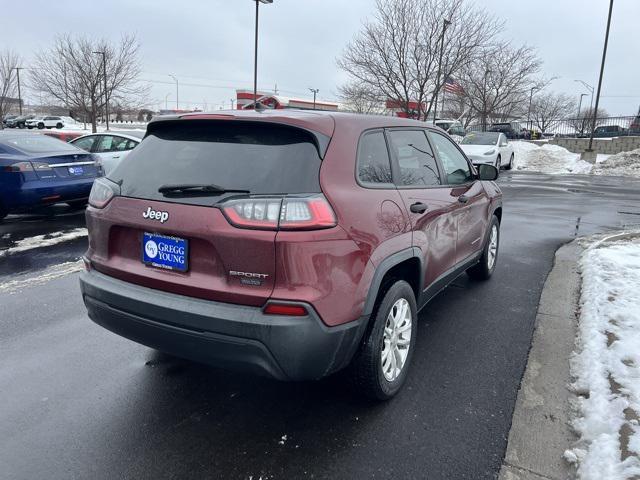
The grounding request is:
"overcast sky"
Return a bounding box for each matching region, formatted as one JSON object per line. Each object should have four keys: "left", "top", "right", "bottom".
{"left": 5, "top": 0, "right": 639, "bottom": 115}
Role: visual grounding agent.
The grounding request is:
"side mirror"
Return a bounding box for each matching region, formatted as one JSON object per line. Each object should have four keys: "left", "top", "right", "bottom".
{"left": 477, "top": 164, "right": 499, "bottom": 181}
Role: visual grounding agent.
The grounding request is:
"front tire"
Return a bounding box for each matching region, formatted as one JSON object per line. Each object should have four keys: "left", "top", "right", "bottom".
{"left": 467, "top": 216, "right": 500, "bottom": 280}
{"left": 505, "top": 154, "right": 514, "bottom": 170}
{"left": 0, "top": 202, "right": 8, "bottom": 222}
{"left": 350, "top": 280, "right": 417, "bottom": 401}
{"left": 56, "top": 123, "right": 63, "bottom": 129}
{"left": 495, "top": 155, "right": 501, "bottom": 170}
{"left": 37, "top": 123, "right": 44, "bottom": 129}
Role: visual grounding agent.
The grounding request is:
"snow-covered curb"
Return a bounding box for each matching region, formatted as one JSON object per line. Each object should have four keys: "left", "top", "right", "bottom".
{"left": 565, "top": 233, "right": 640, "bottom": 479}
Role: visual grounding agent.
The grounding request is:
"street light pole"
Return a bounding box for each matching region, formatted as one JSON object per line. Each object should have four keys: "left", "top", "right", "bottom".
{"left": 165, "top": 93, "right": 171, "bottom": 110}
{"left": 252, "top": 0, "right": 273, "bottom": 109}
{"left": 169, "top": 74, "right": 179, "bottom": 111}
{"left": 577, "top": 93, "right": 588, "bottom": 118}
{"left": 574, "top": 79, "right": 594, "bottom": 113}
{"left": 309, "top": 88, "right": 319, "bottom": 110}
{"left": 527, "top": 87, "right": 536, "bottom": 132}
{"left": 93, "top": 51, "right": 108, "bottom": 130}
{"left": 587, "top": 0, "right": 614, "bottom": 153}
{"left": 14, "top": 67, "right": 23, "bottom": 115}
{"left": 432, "top": 19, "right": 451, "bottom": 122}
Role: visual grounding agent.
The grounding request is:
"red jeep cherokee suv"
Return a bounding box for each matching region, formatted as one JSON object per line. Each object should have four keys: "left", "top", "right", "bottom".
{"left": 80, "top": 110, "right": 502, "bottom": 400}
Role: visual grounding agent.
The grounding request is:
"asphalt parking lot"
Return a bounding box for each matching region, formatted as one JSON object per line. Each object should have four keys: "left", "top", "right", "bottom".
{"left": 2, "top": 171, "right": 640, "bottom": 480}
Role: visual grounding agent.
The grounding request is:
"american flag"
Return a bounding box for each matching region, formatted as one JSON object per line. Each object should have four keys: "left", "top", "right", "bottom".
{"left": 443, "top": 76, "right": 464, "bottom": 95}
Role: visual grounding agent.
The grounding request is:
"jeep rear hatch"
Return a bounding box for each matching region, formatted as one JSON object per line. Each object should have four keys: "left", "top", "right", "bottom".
{"left": 89, "top": 120, "right": 333, "bottom": 305}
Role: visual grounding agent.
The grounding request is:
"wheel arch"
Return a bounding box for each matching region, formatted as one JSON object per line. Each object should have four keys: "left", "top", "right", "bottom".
{"left": 362, "top": 247, "right": 423, "bottom": 318}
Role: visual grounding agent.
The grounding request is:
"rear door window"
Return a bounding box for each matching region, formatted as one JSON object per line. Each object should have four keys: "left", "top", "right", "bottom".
{"left": 387, "top": 129, "right": 441, "bottom": 187}
{"left": 110, "top": 121, "right": 323, "bottom": 205}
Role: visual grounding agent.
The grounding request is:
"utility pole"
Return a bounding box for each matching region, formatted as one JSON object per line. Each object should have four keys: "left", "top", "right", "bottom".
{"left": 165, "top": 93, "right": 171, "bottom": 110}
{"left": 93, "top": 51, "right": 109, "bottom": 130}
{"left": 230, "top": 98, "right": 236, "bottom": 109}
{"left": 169, "top": 74, "right": 179, "bottom": 111}
{"left": 432, "top": 19, "right": 451, "bottom": 122}
{"left": 586, "top": 0, "right": 614, "bottom": 156}
{"left": 309, "top": 88, "right": 319, "bottom": 110}
{"left": 252, "top": 0, "right": 274, "bottom": 109}
{"left": 14, "top": 67, "right": 23, "bottom": 115}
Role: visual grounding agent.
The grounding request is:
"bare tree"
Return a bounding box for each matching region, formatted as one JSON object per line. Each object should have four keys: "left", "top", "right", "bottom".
{"left": 337, "top": 0, "right": 501, "bottom": 120}
{"left": 30, "top": 34, "right": 147, "bottom": 132}
{"left": 458, "top": 43, "right": 543, "bottom": 129}
{"left": 0, "top": 50, "right": 20, "bottom": 128}
{"left": 338, "top": 81, "right": 386, "bottom": 114}
{"left": 569, "top": 107, "right": 608, "bottom": 137}
{"left": 530, "top": 92, "right": 576, "bottom": 134}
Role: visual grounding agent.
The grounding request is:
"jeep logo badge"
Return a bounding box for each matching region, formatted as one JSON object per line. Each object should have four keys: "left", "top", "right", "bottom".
{"left": 143, "top": 207, "right": 169, "bottom": 223}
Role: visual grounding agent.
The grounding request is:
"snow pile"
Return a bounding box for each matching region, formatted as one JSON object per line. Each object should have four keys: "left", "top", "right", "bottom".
{"left": 511, "top": 141, "right": 592, "bottom": 174}
{"left": 0, "top": 228, "right": 87, "bottom": 257}
{"left": 565, "top": 235, "right": 640, "bottom": 479}
{"left": 592, "top": 149, "right": 640, "bottom": 178}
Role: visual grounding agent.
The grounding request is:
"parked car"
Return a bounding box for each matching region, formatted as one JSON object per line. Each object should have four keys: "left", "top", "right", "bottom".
{"left": 79, "top": 110, "right": 503, "bottom": 400}
{"left": 429, "top": 119, "right": 466, "bottom": 136}
{"left": 0, "top": 132, "right": 102, "bottom": 220}
{"left": 460, "top": 132, "right": 514, "bottom": 170}
{"left": 6, "top": 114, "right": 35, "bottom": 128}
{"left": 26, "top": 115, "right": 68, "bottom": 129}
{"left": 42, "top": 130, "right": 85, "bottom": 143}
{"left": 70, "top": 131, "right": 144, "bottom": 174}
{"left": 2, "top": 114, "right": 18, "bottom": 127}
{"left": 593, "top": 125, "right": 628, "bottom": 138}
{"left": 489, "top": 122, "right": 523, "bottom": 139}
{"left": 630, "top": 114, "right": 640, "bottom": 135}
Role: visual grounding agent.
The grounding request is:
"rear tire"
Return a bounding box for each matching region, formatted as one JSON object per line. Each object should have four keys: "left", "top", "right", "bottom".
{"left": 467, "top": 216, "right": 500, "bottom": 281}
{"left": 0, "top": 202, "right": 8, "bottom": 222}
{"left": 37, "top": 123, "right": 44, "bottom": 129}
{"left": 67, "top": 200, "right": 88, "bottom": 211}
{"left": 56, "top": 123, "right": 63, "bottom": 129}
{"left": 350, "top": 280, "right": 417, "bottom": 401}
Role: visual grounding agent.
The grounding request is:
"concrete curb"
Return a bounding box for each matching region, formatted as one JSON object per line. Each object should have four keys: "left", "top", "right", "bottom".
{"left": 498, "top": 241, "right": 582, "bottom": 480}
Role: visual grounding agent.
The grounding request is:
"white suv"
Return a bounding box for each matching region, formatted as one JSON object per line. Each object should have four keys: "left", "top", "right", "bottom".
{"left": 26, "top": 116, "right": 67, "bottom": 129}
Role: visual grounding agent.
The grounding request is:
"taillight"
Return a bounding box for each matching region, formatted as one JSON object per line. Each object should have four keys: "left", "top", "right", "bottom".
{"left": 89, "top": 177, "right": 120, "bottom": 208}
{"left": 4, "top": 162, "right": 52, "bottom": 172}
{"left": 221, "top": 194, "right": 337, "bottom": 231}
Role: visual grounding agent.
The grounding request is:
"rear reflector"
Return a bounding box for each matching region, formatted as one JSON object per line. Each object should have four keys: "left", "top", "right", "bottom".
{"left": 263, "top": 302, "right": 308, "bottom": 316}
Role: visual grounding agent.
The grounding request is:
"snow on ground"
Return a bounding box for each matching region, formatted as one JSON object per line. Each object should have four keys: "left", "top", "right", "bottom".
{"left": 0, "top": 228, "right": 87, "bottom": 257}
{"left": 511, "top": 141, "right": 593, "bottom": 174}
{"left": 564, "top": 234, "right": 640, "bottom": 479}
{"left": 0, "top": 260, "right": 83, "bottom": 294}
{"left": 593, "top": 149, "right": 640, "bottom": 177}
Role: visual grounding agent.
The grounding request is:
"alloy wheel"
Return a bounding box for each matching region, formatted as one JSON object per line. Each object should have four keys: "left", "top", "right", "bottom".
{"left": 487, "top": 225, "right": 498, "bottom": 270}
{"left": 381, "top": 298, "right": 412, "bottom": 382}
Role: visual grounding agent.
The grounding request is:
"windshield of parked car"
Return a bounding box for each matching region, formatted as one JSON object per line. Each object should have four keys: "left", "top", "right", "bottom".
{"left": 2, "top": 135, "right": 81, "bottom": 154}
{"left": 461, "top": 132, "right": 499, "bottom": 146}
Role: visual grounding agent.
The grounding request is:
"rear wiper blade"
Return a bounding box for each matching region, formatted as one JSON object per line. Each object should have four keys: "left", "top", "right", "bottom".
{"left": 158, "top": 183, "right": 250, "bottom": 196}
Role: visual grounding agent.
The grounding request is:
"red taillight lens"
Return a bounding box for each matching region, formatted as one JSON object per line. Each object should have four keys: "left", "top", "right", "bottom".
{"left": 263, "top": 302, "right": 308, "bottom": 316}
{"left": 221, "top": 195, "right": 337, "bottom": 231}
{"left": 5, "top": 162, "right": 34, "bottom": 172}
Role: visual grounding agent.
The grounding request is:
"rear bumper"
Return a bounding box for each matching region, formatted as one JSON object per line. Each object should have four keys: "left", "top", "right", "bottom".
{"left": 79, "top": 270, "right": 366, "bottom": 381}
{"left": 3, "top": 178, "right": 95, "bottom": 210}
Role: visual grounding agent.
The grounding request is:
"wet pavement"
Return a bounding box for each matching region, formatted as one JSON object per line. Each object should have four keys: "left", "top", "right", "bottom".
{"left": 2, "top": 172, "right": 640, "bottom": 480}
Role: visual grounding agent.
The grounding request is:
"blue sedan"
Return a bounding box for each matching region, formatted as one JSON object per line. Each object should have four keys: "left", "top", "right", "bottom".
{"left": 0, "top": 132, "right": 102, "bottom": 220}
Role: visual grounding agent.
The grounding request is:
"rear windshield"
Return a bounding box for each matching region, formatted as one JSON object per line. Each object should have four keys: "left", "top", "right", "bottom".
{"left": 110, "top": 121, "right": 323, "bottom": 205}
{"left": 1, "top": 135, "right": 80, "bottom": 154}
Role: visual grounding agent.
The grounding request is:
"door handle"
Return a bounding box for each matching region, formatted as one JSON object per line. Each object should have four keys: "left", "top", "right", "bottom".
{"left": 458, "top": 194, "right": 469, "bottom": 204}
{"left": 112, "top": 155, "right": 120, "bottom": 159}
{"left": 410, "top": 202, "right": 428, "bottom": 214}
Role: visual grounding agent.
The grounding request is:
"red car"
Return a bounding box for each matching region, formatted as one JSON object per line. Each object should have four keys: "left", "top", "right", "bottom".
{"left": 80, "top": 110, "right": 502, "bottom": 399}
